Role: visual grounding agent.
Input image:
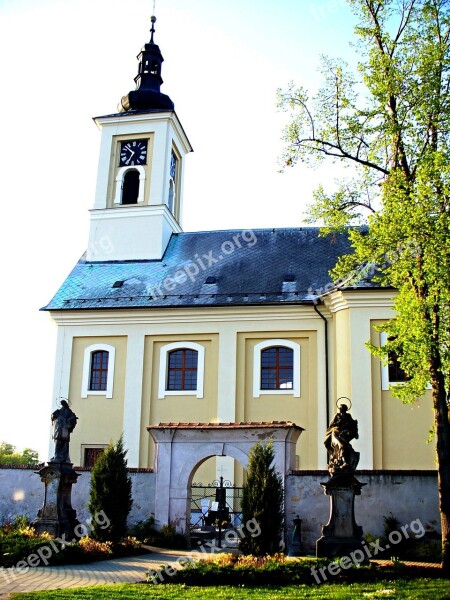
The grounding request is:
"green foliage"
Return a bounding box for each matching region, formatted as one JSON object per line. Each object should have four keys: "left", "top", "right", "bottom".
{"left": 9, "top": 580, "right": 450, "bottom": 600}
{"left": 88, "top": 436, "right": 132, "bottom": 544}
{"left": 239, "top": 440, "right": 284, "bottom": 556}
{"left": 130, "top": 516, "right": 187, "bottom": 549}
{"left": 129, "top": 516, "right": 155, "bottom": 542}
{"left": 0, "top": 442, "right": 40, "bottom": 465}
{"left": 147, "top": 553, "right": 442, "bottom": 588}
{"left": 278, "top": 0, "right": 450, "bottom": 572}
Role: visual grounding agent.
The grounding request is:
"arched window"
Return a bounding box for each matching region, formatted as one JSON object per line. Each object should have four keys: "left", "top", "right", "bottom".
{"left": 158, "top": 342, "right": 205, "bottom": 398}
{"left": 89, "top": 350, "right": 109, "bottom": 391}
{"left": 81, "top": 344, "right": 116, "bottom": 398}
{"left": 121, "top": 169, "right": 140, "bottom": 205}
{"left": 253, "top": 339, "right": 301, "bottom": 397}
{"left": 167, "top": 349, "right": 198, "bottom": 391}
{"left": 114, "top": 165, "right": 146, "bottom": 204}
{"left": 168, "top": 179, "right": 175, "bottom": 213}
{"left": 261, "top": 346, "right": 294, "bottom": 390}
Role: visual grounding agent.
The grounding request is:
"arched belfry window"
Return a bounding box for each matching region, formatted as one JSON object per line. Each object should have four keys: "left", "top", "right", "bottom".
{"left": 253, "top": 339, "right": 301, "bottom": 398}
{"left": 167, "top": 149, "right": 179, "bottom": 214}
{"left": 121, "top": 169, "right": 140, "bottom": 205}
{"left": 114, "top": 165, "right": 146, "bottom": 205}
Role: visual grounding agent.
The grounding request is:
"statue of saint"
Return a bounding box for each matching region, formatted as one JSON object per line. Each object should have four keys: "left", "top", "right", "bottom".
{"left": 51, "top": 400, "right": 78, "bottom": 463}
{"left": 324, "top": 402, "right": 359, "bottom": 473}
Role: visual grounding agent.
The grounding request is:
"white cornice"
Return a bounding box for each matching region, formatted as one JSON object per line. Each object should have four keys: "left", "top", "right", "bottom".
{"left": 94, "top": 111, "right": 193, "bottom": 154}
{"left": 325, "top": 289, "right": 397, "bottom": 313}
{"left": 88, "top": 204, "right": 182, "bottom": 232}
{"left": 48, "top": 305, "right": 325, "bottom": 327}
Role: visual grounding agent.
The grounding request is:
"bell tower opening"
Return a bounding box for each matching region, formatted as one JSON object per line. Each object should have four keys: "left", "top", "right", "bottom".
{"left": 121, "top": 169, "right": 140, "bottom": 205}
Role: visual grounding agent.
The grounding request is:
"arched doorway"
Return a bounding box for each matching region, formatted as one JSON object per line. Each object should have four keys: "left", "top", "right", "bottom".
{"left": 147, "top": 421, "right": 303, "bottom": 537}
{"left": 189, "top": 455, "right": 244, "bottom": 548}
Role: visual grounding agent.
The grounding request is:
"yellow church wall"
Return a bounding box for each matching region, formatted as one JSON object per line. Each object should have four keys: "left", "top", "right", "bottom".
{"left": 140, "top": 333, "right": 219, "bottom": 475}
{"left": 236, "top": 331, "right": 318, "bottom": 470}
{"left": 370, "top": 321, "right": 435, "bottom": 469}
{"left": 67, "top": 335, "right": 128, "bottom": 466}
{"left": 333, "top": 308, "right": 351, "bottom": 400}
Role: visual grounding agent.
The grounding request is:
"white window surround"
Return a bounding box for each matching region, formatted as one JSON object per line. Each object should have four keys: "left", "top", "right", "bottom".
{"left": 114, "top": 165, "right": 146, "bottom": 204}
{"left": 379, "top": 332, "right": 431, "bottom": 391}
{"left": 81, "top": 344, "right": 116, "bottom": 398}
{"left": 253, "top": 339, "right": 301, "bottom": 398}
{"left": 158, "top": 341, "right": 205, "bottom": 399}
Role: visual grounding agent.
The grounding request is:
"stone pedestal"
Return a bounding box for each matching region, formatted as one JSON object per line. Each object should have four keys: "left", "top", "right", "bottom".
{"left": 32, "top": 462, "right": 80, "bottom": 539}
{"left": 316, "top": 472, "right": 366, "bottom": 558}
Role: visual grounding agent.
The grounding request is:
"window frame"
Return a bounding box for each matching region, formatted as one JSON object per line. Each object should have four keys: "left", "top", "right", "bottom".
{"left": 253, "top": 339, "right": 300, "bottom": 398}
{"left": 158, "top": 341, "right": 205, "bottom": 399}
{"left": 81, "top": 444, "right": 108, "bottom": 467}
{"left": 114, "top": 165, "right": 146, "bottom": 204}
{"left": 81, "top": 343, "right": 116, "bottom": 398}
{"left": 379, "top": 332, "right": 431, "bottom": 390}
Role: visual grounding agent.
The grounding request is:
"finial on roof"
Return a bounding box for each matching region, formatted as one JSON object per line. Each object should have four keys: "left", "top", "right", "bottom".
{"left": 150, "top": 15, "right": 156, "bottom": 44}
{"left": 119, "top": 7, "right": 174, "bottom": 112}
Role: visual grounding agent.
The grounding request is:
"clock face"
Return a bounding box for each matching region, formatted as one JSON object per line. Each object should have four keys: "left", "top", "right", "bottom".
{"left": 119, "top": 140, "right": 148, "bottom": 166}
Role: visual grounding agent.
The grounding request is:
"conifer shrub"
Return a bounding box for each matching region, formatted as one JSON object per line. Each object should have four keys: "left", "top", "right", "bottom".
{"left": 88, "top": 436, "right": 132, "bottom": 544}
{"left": 239, "top": 439, "right": 284, "bottom": 555}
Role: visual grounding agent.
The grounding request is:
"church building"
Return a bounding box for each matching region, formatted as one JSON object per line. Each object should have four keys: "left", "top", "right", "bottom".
{"left": 42, "top": 16, "right": 435, "bottom": 488}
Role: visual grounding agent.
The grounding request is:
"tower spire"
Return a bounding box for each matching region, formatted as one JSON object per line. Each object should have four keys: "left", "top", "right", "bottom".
{"left": 119, "top": 13, "right": 174, "bottom": 113}
{"left": 150, "top": 15, "right": 156, "bottom": 44}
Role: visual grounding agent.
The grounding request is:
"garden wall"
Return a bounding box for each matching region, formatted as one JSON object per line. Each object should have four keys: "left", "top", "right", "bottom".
{"left": 0, "top": 466, "right": 155, "bottom": 528}
{"left": 285, "top": 470, "right": 440, "bottom": 554}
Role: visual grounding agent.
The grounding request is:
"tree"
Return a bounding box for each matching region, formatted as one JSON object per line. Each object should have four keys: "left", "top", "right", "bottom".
{"left": 0, "top": 442, "right": 40, "bottom": 465}
{"left": 278, "top": 0, "right": 450, "bottom": 574}
{"left": 240, "top": 440, "right": 284, "bottom": 555}
{"left": 88, "top": 436, "right": 132, "bottom": 544}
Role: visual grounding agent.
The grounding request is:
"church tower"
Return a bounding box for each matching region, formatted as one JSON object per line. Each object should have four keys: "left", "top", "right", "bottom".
{"left": 87, "top": 16, "right": 192, "bottom": 262}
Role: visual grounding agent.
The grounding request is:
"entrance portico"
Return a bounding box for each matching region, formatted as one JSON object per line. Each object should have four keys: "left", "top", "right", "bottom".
{"left": 148, "top": 421, "right": 303, "bottom": 533}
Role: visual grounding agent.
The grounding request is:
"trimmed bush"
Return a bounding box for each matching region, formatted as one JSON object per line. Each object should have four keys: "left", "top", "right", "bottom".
{"left": 88, "top": 436, "right": 132, "bottom": 544}
{"left": 240, "top": 440, "right": 284, "bottom": 555}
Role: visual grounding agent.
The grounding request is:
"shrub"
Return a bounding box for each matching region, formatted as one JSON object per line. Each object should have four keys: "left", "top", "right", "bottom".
{"left": 240, "top": 439, "right": 284, "bottom": 556}
{"left": 88, "top": 435, "right": 133, "bottom": 544}
{"left": 129, "top": 516, "right": 155, "bottom": 542}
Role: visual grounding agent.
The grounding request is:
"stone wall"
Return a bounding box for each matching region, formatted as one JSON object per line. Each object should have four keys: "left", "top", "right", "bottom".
{"left": 1, "top": 466, "right": 440, "bottom": 555}
{"left": 285, "top": 470, "right": 440, "bottom": 554}
{"left": 0, "top": 466, "right": 155, "bottom": 528}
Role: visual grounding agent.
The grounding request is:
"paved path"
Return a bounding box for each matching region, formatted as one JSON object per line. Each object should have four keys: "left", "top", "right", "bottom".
{"left": 0, "top": 546, "right": 195, "bottom": 597}
{"left": 0, "top": 548, "right": 441, "bottom": 598}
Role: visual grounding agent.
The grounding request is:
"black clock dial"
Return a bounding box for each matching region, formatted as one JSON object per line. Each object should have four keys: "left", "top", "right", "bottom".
{"left": 120, "top": 140, "right": 148, "bottom": 166}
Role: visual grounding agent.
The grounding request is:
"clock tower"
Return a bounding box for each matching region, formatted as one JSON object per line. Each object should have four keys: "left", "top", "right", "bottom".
{"left": 87, "top": 16, "right": 192, "bottom": 262}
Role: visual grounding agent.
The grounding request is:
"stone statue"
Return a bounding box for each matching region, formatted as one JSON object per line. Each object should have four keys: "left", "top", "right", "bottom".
{"left": 324, "top": 401, "right": 359, "bottom": 473}
{"left": 51, "top": 400, "right": 78, "bottom": 463}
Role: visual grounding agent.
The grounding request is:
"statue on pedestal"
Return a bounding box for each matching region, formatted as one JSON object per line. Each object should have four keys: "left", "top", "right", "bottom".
{"left": 51, "top": 400, "right": 78, "bottom": 463}
{"left": 324, "top": 401, "right": 359, "bottom": 474}
{"left": 33, "top": 399, "right": 80, "bottom": 538}
{"left": 316, "top": 398, "right": 366, "bottom": 559}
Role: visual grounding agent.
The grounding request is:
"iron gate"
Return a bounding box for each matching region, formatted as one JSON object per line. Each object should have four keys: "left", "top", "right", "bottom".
{"left": 190, "top": 477, "right": 243, "bottom": 546}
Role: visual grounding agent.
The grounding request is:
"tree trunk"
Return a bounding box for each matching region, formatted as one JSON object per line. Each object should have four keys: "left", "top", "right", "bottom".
{"left": 432, "top": 370, "right": 450, "bottom": 576}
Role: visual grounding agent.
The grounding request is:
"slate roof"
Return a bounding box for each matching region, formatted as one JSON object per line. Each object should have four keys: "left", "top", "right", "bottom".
{"left": 42, "top": 227, "right": 376, "bottom": 311}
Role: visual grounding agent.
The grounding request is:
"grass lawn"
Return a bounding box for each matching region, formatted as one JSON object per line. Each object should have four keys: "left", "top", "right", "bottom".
{"left": 11, "top": 580, "right": 450, "bottom": 599}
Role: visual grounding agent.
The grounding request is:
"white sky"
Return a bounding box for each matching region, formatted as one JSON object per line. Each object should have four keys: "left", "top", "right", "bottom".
{"left": 0, "top": 0, "right": 357, "bottom": 460}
